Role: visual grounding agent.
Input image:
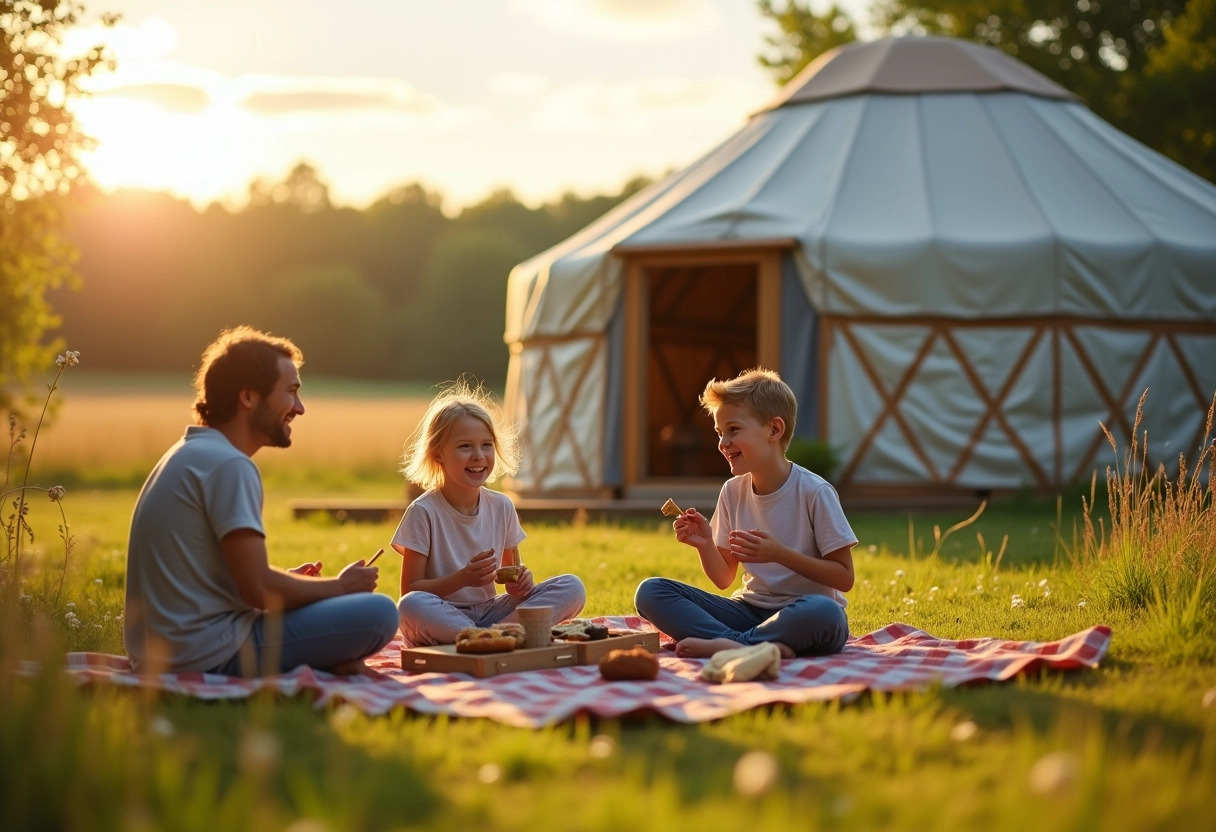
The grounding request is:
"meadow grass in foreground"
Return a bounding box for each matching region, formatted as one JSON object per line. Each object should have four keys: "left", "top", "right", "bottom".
{"left": 3, "top": 387, "right": 1215, "bottom": 830}
{"left": 3, "top": 478, "right": 1215, "bottom": 832}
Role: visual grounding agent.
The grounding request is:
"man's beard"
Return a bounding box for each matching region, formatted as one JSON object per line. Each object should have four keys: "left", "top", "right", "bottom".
{"left": 252, "top": 400, "right": 292, "bottom": 448}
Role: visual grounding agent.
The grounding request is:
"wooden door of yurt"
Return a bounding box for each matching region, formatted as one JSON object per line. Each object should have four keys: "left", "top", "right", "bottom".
{"left": 618, "top": 244, "right": 784, "bottom": 500}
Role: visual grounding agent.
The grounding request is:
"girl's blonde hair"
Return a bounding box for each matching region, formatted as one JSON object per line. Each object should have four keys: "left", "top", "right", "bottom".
{"left": 401, "top": 378, "right": 521, "bottom": 490}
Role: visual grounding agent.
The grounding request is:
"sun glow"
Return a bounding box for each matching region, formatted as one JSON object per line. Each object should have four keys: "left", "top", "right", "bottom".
{"left": 74, "top": 95, "right": 257, "bottom": 207}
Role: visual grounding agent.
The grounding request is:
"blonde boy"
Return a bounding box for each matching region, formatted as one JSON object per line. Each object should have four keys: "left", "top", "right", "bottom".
{"left": 635, "top": 368, "right": 856, "bottom": 658}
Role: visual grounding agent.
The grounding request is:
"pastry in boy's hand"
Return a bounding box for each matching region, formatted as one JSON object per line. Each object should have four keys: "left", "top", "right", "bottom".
{"left": 495, "top": 565, "right": 523, "bottom": 584}
{"left": 660, "top": 497, "right": 683, "bottom": 518}
{"left": 454, "top": 627, "right": 518, "bottom": 653}
{"left": 599, "top": 645, "right": 659, "bottom": 681}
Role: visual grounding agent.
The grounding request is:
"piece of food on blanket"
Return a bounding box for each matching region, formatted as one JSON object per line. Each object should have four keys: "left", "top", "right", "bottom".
{"left": 551, "top": 619, "right": 610, "bottom": 642}
{"left": 700, "top": 642, "right": 782, "bottom": 683}
{"left": 495, "top": 565, "right": 523, "bottom": 584}
{"left": 455, "top": 627, "right": 518, "bottom": 654}
{"left": 660, "top": 497, "right": 683, "bottom": 518}
{"left": 599, "top": 645, "right": 660, "bottom": 681}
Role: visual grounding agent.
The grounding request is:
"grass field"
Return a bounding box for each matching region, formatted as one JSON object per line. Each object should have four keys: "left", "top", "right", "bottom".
{"left": 4, "top": 374, "right": 1216, "bottom": 831}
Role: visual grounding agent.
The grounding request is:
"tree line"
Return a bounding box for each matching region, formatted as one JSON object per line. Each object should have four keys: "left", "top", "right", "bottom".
{"left": 50, "top": 166, "right": 649, "bottom": 386}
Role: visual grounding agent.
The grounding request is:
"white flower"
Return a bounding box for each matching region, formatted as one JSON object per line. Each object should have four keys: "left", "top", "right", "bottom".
{"left": 929, "top": 586, "right": 940, "bottom": 593}
{"left": 950, "top": 721, "right": 978, "bottom": 742}
{"left": 733, "top": 750, "right": 779, "bottom": 798}
{"left": 1078, "top": 600, "right": 1088, "bottom": 609}
{"left": 1011, "top": 594, "right": 1025, "bottom": 608}
{"left": 478, "top": 763, "right": 501, "bottom": 784}
{"left": 588, "top": 734, "right": 615, "bottom": 759}
{"left": 1038, "top": 579, "right": 1049, "bottom": 588}
{"left": 65, "top": 602, "right": 76, "bottom": 610}
{"left": 55, "top": 350, "right": 81, "bottom": 368}
{"left": 93, "top": 578, "right": 102, "bottom": 586}
{"left": 1029, "top": 751, "right": 1079, "bottom": 795}
{"left": 903, "top": 597, "right": 916, "bottom": 605}
{"left": 867, "top": 544, "right": 877, "bottom": 553}
{"left": 895, "top": 569, "right": 905, "bottom": 578}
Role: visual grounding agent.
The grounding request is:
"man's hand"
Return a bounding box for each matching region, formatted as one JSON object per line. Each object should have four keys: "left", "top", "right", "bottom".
{"left": 674, "top": 508, "right": 712, "bottom": 549}
{"left": 336, "top": 560, "right": 380, "bottom": 594}
{"left": 460, "top": 548, "right": 498, "bottom": 588}
{"left": 727, "top": 529, "right": 785, "bottom": 564}
{"left": 290, "top": 561, "right": 322, "bottom": 577}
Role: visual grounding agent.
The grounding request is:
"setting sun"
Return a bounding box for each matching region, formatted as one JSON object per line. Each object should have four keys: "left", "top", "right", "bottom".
{"left": 75, "top": 95, "right": 257, "bottom": 206}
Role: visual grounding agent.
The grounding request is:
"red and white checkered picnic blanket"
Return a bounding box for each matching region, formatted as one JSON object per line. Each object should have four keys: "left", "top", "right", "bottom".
{"left": 48, "top": 616, "right": 1111, "bottom": 727}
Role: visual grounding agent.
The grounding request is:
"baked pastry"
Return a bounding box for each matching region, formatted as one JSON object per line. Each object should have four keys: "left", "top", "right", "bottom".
{"left": 496, "top": 622, "right": 527, "bottom": 648}
{"left": 699, "top": 642, "right": 782, "bottom": 683}
{"left": 660, "top": 497, "right": 683, "bottom": 518}
{"left": 551, "top": 620, "right": 610, "bottom": 642}
{"left": 599, "top": 645, "right": 659, "bottom": 681}
{"left": 495, "top": 565, "right": 523, "bottom": 584}
{"left": 454, "top": 627, "right": 518, "bottom": 654}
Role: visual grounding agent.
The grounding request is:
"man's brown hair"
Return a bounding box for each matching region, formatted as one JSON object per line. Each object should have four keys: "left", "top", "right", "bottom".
{"left": 192, "top": 326, "right": 303, "bottom": 427}
{"left": 699, "top": 367, "right": 797, "bottom": 451}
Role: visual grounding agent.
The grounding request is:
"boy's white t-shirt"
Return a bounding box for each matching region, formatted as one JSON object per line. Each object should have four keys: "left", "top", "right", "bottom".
{"left": 710, "top": 463, "right": 857, "bottom": 610}
{"left": 391, "top": 488, "right": 526, "bottom": 607}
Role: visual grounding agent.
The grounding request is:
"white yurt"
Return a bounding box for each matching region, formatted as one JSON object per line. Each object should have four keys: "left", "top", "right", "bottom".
{"left": 501, "top": 35, "right": 1216, "bottom": 506}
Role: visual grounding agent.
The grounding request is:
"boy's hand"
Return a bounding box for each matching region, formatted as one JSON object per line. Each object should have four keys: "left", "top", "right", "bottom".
{"left": 290, "top": 561, "right": 322, "bottom": 577}
{"left": 504, "top": 566, "right": 534, "bottom": 598}
{"left": 727, "top": 529, "right": 784, "bottom": 564}
{"left": 674, "top": 508, "right": 713, "bottom": 549}
{"left": 461, "top": 548, "right": 498, "bottom": 588}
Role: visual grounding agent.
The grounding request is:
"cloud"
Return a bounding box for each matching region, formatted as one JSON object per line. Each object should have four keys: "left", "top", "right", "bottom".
{"left": 92, "top": 82, "right": 211, "bottom": 114}
{"left": 528, "top": 74, "right": 764, "bottom": 136}
{"left": 238, "top": 77, "right": 442, "bottom": 116}
{"left": 511, "top": 0, "right": 720, "bottom": 39}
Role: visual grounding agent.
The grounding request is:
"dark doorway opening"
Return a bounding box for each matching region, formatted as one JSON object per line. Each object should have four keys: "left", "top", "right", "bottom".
{"left": 645, "top": 263, "right": 759, "bottom": 478}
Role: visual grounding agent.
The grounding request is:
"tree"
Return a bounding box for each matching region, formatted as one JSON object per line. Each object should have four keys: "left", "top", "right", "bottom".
{"left": 870, "top": 0, "right": 1208, "bottom": 179}
{"left": 1128, "top": 0, "right": 1216, "bottom": 181}
{"left": 1, "top": 1, "right": 112, "bottom": 410}
{"left": 756, "top": 0, "right": 860, "bottom": 84}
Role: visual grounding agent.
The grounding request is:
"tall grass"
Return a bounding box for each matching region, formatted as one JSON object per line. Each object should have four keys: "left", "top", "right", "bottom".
{"left": 1071, "top": 390, "right": 1216, "bottom": 661}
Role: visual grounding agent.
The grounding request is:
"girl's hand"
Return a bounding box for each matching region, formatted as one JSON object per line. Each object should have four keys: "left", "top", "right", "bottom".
{"left": 461, "top": 548, "right": 498, "bottom": 588}
{"left": 504, "top": 566, "right": 534, "bottom": 598}
{"left": 674, "top": 508, "right": 712, "bottom": 549}
{"left": 727, "top": 529, "right": 783, "bottom": 564}
{"left": 291, "top": 561, "right": 322, "bottom": 577}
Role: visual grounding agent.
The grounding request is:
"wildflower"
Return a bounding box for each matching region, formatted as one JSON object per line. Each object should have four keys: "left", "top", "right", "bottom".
{"left": 867, "top": 544, "right": 877, "bottom": 553}
{"left": 1038, "top": 579, "right": 1049, "bottom": 588}
{"left": 93, "top": 578, "right": 102, "bottom": 586}
{"left": 929, "top": 586, "right": 940, "bottom": 593}
{"left": 47, "top": 485, "right": 65, "bottom": 502}
{"left": 65, "top": 602, "right": 75, "bottom": 610}
{"left": 54, "top": 350, "right": 81, "bottom": 368}
{"left": 1011, "top": 594, "right": 1024, "bottom": 608}
{"left": 733, "top": 750, "right": 779, "bottom": 798}
{"left": 150, "top": 716, "right": 175, "bottom": 738}
{"left": 1078, "top": 600, "right": 1088, "bottom": 609}
{"left": 588, "top": 734, "right": 615, "bottom": 759}
{"left": 903, "top": 597, "right": 916, "bottom": 605}
{"left": 1028, "top": 751, "right": 1079, "bottom": 795}
{"left": 239, "top": 729, "right": 281, "bottom": 776}
{"left": 478, "top": 763, "right": 502, "bottom": 784}
{"left": 68, "top": 618, "right": 81, "bottom": 629}
{"left": 950, "top": 721, "right": 978, "bottom": 742}
{"left": 895, "top": 569, "right": 905, "bottom": 578}
{"left": 65, "top": 610, "right": 77, "bottom": 620}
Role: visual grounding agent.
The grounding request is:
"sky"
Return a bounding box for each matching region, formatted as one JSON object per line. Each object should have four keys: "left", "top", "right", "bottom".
{"left": 65, "top": 0, "right": 872, "bottom": 213}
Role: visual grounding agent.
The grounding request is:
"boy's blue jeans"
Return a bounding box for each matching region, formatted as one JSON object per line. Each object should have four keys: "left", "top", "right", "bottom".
{"left": 634, "top": 577, "right": 849, "bottom": 657}
{"left": 210, "top": 592, "right": 400, "bottom": 677}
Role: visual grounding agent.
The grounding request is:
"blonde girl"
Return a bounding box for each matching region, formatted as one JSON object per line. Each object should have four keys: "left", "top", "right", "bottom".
{"left": 391, "top": 380, "right": 585, "bottom": 645}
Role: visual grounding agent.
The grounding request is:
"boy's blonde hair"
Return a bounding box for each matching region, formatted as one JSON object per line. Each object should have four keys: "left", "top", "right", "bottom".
{"left": 699, "top": 367, "right": 797, "bottom": 451}
{"left": 401, "top": 378, "right": 521, "bottom": 491}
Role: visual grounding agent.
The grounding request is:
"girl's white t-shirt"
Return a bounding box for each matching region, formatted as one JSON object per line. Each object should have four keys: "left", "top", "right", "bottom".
{"left": 391, "top": 488, "right": 526, "bottom": 607}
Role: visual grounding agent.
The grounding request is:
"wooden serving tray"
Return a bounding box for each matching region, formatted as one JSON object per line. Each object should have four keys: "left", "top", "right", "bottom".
{"left": 560, "top": 631, "right": 661, "bottom": 665}
{"left": 400, "top": 642, "right": 579, "bottom": 678}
